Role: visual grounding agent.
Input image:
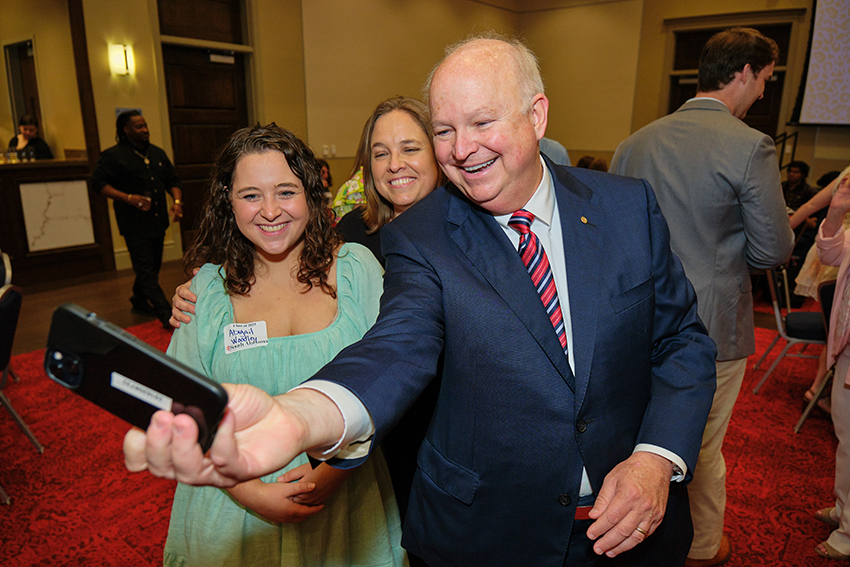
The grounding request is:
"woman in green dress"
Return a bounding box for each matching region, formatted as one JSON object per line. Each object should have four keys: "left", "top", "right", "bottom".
{"left": 162, "top": 124, "right": 405, "bottom": 567}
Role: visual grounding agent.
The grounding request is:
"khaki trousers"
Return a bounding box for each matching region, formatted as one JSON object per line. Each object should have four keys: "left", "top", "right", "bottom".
{"left": 687, "top": 357, "right": 747, "bottom": 560}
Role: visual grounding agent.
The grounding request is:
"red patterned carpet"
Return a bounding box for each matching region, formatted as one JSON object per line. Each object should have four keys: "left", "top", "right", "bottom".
{"left": 0, "top": 321, "right": 176, "bottom": 567}
{"left": 726, "top": 336, "right": 835, "bottom": 565}
{"left": 0, "top": 318, "right": 840, "bottom": 565}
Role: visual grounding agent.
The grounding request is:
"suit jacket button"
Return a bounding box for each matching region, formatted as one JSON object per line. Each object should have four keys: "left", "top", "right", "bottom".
{"left": 576, "top": 420, "right": 587, "bottom": 433}
{"left": 558, "top": 493, "right": 571, "bottom": 506}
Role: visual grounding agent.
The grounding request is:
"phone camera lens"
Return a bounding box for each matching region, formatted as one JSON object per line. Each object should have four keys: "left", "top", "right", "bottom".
{"left": 45, "top": 350, "right": 82, "bottom": 387}
{"left": 67, "top": 360, "right": 80, "bottom": 375}
{"left": 49, "top": 360, "right": 64, "bottom": 379}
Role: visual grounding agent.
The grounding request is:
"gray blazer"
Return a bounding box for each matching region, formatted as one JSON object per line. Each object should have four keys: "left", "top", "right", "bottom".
{"left": 611, "top": 98, "right": 794, "bottom": 360}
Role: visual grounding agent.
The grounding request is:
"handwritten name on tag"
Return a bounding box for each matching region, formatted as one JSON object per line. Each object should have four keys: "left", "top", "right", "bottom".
{"left": 224, "top": 321, "right": 269, "bottom": 354}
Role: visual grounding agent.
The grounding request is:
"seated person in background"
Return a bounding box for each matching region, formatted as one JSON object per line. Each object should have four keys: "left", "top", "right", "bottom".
{"left": 783, "top": 160, "right": 817, "bottom": 211}
{"left": 539, "top": 136, "right": 570, "bottom": 166}
{"left": 588, "top": 158, "right": 608, "bottom": 172}
{"left": 317, "top": 158, "right": 333, "bottom": 204}
{"left": 317, "top": 158, "right": 332, "bottom": 190}
{"left": 795, "top": 170, "right": 844, "bottom": 299}
{"left": 334, "top": 96, "right": 442, "bottom": 267}
{"left": 159, "top": 123, "right": 405, "bottom": 567}
{"left": 331, "top": 165, "right": 364, "bottom": 221}
{"left": 331, "top": 155, "right": 366, "bottom": 221}
{"left": 783, "top": 161, "right": 820, "bottom": 305}
{"left": 8, "top": 114, "right": 53, "bottom": 159}
{"left": 812, "top": 175, "right": 850, "bottom": 560}
{"left": 791, "top": 170, "right": 846, "bottom": 230}
{"left": 575, "top": 154, "right": 594, "bottom": 168}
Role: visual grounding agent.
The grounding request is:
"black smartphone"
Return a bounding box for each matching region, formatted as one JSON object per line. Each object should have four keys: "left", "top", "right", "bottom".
{"left": 44, "top": 303, "right": 228, "bottom": 452}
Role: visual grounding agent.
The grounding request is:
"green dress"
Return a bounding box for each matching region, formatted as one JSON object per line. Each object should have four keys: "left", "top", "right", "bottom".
{"left": 163, "top": 243, "right": 406, "bottom": 567}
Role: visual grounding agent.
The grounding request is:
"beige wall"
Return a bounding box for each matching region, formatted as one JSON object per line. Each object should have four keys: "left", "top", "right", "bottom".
{"left": 300, "top": 0, "right": 641, "bottom": 186}
{"left": 248, "top": 0, "right": 308, "bottom": 137}
{"left": 301, "top": 0, "right": 516, "bottom": 161}
{"left": 0, "top": 0, "right": 86, "bottom": 156}
{"left": 83, "top": 0, "right": 168, "bottom": 153}
{"left": 521, "top": 0, "right": 643, "bottom": 155}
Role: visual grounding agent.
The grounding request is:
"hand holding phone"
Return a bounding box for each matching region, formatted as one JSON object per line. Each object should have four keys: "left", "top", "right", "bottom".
{"left": 45, "top": 303, "right": 227, "bottom": 452}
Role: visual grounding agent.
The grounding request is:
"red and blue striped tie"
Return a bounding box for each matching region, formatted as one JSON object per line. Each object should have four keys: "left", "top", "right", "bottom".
{"left": 509, "top": 209, "right": 568, "bottom": 356}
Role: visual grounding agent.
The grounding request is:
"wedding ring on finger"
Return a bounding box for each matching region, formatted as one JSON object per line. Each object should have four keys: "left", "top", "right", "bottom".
{"left": 635, "top": 526, "right": 647, "bottom": 536}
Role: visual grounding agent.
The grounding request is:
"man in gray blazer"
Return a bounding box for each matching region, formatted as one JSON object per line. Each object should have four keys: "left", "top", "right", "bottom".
{"left": 611, "top": 27, "right": 794, "bottom": 567}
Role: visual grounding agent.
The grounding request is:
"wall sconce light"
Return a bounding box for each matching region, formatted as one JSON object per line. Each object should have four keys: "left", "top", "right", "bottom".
{"left": 108, "top": 44, "right": 135, "bottom": 76}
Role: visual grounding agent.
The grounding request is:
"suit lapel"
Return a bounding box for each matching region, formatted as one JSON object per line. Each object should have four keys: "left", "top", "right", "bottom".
{"left": 445, "top": 185, "right": 575, "bottom": 392}
{"left": 550, "top": 165, "right": 602, "bottom": 408}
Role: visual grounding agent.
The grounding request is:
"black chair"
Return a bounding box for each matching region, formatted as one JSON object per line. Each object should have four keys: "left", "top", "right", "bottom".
{"left": 794, "top": 279, "right": 837, "bottom": 433}
{"left": 753, "top": 266, "right": 826, "bottom": 394}
{"left": 0, "top": 284, "right": 44, "bottom": 504}
{"left": 1, "top": 251, "right": 10, "bottom": 286}
{"left": 1, "top": 252, "right": 20, "bottom": 383}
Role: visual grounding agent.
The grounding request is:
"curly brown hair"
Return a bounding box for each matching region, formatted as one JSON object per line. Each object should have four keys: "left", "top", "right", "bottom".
{"left": 184, "top": 123, "right": 341, "bottom": 298}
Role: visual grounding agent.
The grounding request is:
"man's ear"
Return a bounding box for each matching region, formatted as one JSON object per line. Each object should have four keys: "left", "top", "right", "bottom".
{"left": 530, "top": 94, "right": 549, "bottom": 140}
{"left": 739, "top": 63, "right": 753, "bottom": 84}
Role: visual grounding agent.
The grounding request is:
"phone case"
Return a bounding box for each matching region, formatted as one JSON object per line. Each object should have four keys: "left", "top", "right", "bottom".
{"left": 44, "top": 303, "right": 228, "bottom": 452}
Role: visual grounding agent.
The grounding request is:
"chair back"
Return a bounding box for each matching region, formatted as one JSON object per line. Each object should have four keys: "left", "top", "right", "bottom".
{"left": 765, "top": 268, "right": 787, "bottom": 333}
{"left": 0, "top": 285, "right": 23, "bottom": 375}
{"left": 819, "top": 280, "right": 837, "bottom": 333}
{"left": 1, "top": 252, "right": 10, "bottom": 286}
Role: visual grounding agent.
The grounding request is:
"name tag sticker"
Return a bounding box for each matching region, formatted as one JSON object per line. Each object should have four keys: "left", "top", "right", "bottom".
{"left": 224, "top": 321, "right": 269, "bottom": 354}
{"left": 111, "top": 372, "right": 173, "bottom": 411}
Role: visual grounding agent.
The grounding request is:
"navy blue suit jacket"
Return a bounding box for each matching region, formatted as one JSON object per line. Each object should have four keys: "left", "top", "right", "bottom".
{"left": 312, "top": 158, "right": 716, "bottom": 566}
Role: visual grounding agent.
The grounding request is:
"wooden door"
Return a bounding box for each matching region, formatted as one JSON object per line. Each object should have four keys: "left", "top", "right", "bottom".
{"left": 158, "top": 0, "right": 242, "bottom": 44}
{"left": 161, "top": 45, "right": 248, "bottom": 250}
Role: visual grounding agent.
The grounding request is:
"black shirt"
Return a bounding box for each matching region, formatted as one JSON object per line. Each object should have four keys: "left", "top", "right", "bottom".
{"left": 91, "top": 141, "right": 181, "bottom": 237}
{"left": 336, "top": 207, "right": 384, "bottom": 267}
{"left": 781, "top": 180, "right": 817, "bottom": 211}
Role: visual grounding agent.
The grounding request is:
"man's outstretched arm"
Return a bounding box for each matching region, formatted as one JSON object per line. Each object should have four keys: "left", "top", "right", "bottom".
{"left": 123, "top": 385, "right": 345, "bottom": 487}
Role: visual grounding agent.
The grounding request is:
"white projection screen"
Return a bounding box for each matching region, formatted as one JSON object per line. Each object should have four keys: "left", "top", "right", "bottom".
{"left": 797, "top": 0, "right": 850, "bottom": 125}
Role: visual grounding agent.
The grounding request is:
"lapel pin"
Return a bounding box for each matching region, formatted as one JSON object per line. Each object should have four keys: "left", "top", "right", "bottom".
{"left": 580, "top": 216, "right": 588, "bottom": 224}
